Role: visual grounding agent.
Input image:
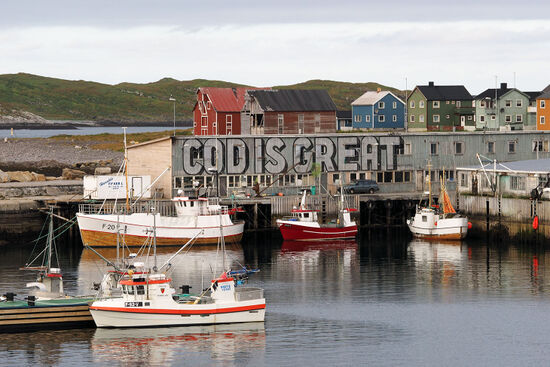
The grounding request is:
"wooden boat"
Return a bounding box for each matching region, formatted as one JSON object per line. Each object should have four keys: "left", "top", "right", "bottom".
{"left": 407, "top": 167, "right": 470, "bottom": 240}
{"left": 77, "top": 197, "right": 245, "bottom": 247}
{"left": 0, "top": 209, "right": 94, "bottom": 332}
{"left": 276, "top": 190, "right": 358, "bottom": 241}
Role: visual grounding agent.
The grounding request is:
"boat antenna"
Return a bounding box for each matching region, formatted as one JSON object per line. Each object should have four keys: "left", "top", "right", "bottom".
{"left": 123, "top": 127, "right": 129, "bottom": 214}
{"left": 427, "top": 160, "right": 432, "bottom": 209}
{"left": 47, "top": 207, "right": 54, "bottom": 270}
{"left": 153, "top": 206, "right": 157, "bottom": 271}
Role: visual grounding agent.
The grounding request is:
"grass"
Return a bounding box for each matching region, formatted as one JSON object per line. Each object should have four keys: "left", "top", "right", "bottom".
{"left": 48, "top": 128, "right": 193, "bottom": 151}
{"left": 0, "top": 73, "right": 404, "bottom": 122}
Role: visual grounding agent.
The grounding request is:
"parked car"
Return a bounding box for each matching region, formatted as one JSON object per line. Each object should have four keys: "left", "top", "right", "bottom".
{"left": 339, "top": 179, "right": 379, "bottom": 194}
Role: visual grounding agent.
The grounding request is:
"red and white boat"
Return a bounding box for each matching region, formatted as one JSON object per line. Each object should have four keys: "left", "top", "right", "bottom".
{"left": 276, "top": 191, "right": 358, "bottom": 241}
{"left": 77, "top": 197, "right": 245, "bottom": 247}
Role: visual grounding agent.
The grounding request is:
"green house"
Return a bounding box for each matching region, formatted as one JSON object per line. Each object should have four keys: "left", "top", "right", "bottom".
{"left": 407, "top": 82, "right": 475, "bottom": 132}
{"left": 475, "top": 83, "right": 533, "bottom": 131}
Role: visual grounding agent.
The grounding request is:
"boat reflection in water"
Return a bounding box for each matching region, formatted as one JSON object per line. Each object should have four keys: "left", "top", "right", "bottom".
{"left": 280, "top": 239, "right": 358, "bottom": 254}
{"left": 76, "top": 243, "right": 246, "bottom": 296}
{"left": 407, "top": 239, "right": 465, "bottom": 287}
{"left": 91, "top": 322, "right": 265, "bottom": 365}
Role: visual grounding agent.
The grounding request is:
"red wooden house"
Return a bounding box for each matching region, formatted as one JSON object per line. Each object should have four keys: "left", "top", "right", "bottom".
{"left": 193, "top": 87, "right": 250, "bottom": 136}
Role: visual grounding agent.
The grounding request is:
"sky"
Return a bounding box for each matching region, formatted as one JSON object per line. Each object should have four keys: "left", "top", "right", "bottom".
{"left": 3, "top": 1, "right": 550, "bottom": 94}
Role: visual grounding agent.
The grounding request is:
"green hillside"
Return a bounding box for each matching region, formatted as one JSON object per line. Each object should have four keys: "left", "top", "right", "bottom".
{"left": 0, "top": 73, "right": 403, "bottom": 123}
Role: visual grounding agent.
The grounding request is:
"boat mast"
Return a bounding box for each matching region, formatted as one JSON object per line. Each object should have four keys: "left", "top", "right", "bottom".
{"left": 123, "top": 127, "right": 129, "bottom": 214}
{"left": 427, "top": 161, "right": 432, "bottom": 209}
{"left": 47, "top": 207, "right": 53, "bottom": 270}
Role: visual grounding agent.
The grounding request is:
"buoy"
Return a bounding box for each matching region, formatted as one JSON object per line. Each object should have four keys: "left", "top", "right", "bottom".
{"left": 533, "top": 215, "right": 539, "bottom": 230}
{"left": 467, "top": 222, "right": 472, "bottom": 229}
{"left": 434, "top": 221, "right": 437, "bottom": 226}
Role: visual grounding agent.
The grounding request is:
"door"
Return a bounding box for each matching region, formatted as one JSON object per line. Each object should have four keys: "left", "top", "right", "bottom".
{"left": 131, "top": 176, "right": 142, "bottom": 199}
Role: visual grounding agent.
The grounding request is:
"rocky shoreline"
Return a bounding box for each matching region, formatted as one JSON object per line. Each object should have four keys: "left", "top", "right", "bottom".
{"left": 0, "top": 137, "right": 124, "bottom": 176}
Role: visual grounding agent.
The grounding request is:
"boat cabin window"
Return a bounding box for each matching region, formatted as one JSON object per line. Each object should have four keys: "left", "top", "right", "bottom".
{"left": 422, "top": 216, "right": 427, "bottom": 222}
{"left": 127, "top": 285, "right": 135, "bottom": 295}
{"left": 304, "top": 213, "right": 309, "bottom": 218}
{"left": 137, "top": 285, "right": 145, "bottom": 295}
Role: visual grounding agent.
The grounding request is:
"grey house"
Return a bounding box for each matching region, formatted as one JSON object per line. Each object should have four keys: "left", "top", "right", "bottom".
{"left": 475, "top": 83, "right": 531, "bottom": 131}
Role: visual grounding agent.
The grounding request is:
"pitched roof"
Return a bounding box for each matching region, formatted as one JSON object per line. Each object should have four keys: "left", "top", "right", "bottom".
{"left": 199, "top": 87, "right": 260, "bottom": 112}
{"left": 247, "top": 89, "right": 337, "bottom": 112}
{"left": 537, "top": 91, "right": 550, "bottom": 100}
{"left": 416, "top": 84, "right": 472, "bottom": 101}
{"left": 351, "top": 91, "right": 404, "bottom": 106}
{"left": 525, "top": 91, "right": 542, "bottom": 102}
{"left": 337, "top": 110, "right": 351, "bottom": 119}
{"left": 476, "top": 87, "right": 512, "bottom": 100}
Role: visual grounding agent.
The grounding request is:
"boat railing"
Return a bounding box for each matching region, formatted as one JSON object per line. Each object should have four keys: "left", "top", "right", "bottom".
{"left": 197, "top": 205, "right": 229, "bottom": 216}
{"left": 78, "top": 201, "right": 177, "bottom": 217}
{"left": 235, "top": 287, "right": 264, "bottom": 302}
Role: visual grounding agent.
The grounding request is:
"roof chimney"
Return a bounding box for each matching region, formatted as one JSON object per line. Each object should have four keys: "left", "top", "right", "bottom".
{"left": 377, "top": 87, "right": 381, "bottom": 93}
{"left": 500, "top": 83, "right": 507, "bottom": 90}
{"left": 428, "top": 81, "right": 434, "bottom": 87}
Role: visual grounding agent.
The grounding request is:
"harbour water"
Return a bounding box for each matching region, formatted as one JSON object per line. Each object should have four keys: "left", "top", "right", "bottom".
{"left": 1, "top": 229, "right": 549, "bottom": 366}
{"left": 0, "top": 126, "right": 186, "bottom": 139}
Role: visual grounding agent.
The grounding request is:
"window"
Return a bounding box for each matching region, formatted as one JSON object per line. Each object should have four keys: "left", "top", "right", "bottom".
{"left": 419, "top": 101, "right": 425, "bottom": 108}
{"left": 430, "top": 143, "right": 438, "bottom": 155}
{"left": 410, "top": 101, "right": 415, "bottom": 108}
{"left": 298, "top": 114, "right": 304, "bottom": 132}
{"left": 433, "top": 101, "right": 440, "bottom": 108}
{"left": 392, "top": 101, "right": 397, "bottom": 109}
{"left": 532, "top": 140, "right": 549, "bottom": 152}
{"left": 541, "top": 116, "right": 546, "bottom": 125}
{"left": 410, "top": 115, "right": 415, "bottom": 122}
{"left": 457, "top": 101, "right": 461, "bottom": 107}
{"left": 332, "top": 173, "right": 340, "bottom": 184}
{"left": 472, "top": 100, "right": 476, "bottom": 108}
{"left": 505, "top": 100, "right": 512, "bottom": 107}
{"left": 378, "top": 102, "right": 385, "bottom": 109}
{"left": 446, "top": 101, "right": 450, "bottom": 104}
{"left": 422, "top": 215, "right": 428, "bottom": 222}
{"left": 207, "top": 101, "right": 212, "bottom": 110}
{"left": 541, "top": 100, "right": 546, "bottom": 108}
{"left": 505, "top": 115, "right": 512, "bottom": 123}
{"left": 510, "top": 176, "right": 525, "bottom": 191}
{"left": 516, "top": 114, "right": 523, "bottom": 123}
{"left": 395, "top": 171, "right": 403, "bottom": 182}
{"left": 226, "top": 115, "right": 232, "bottom": 135}
{"left": 392, "top": 115, "right": 397, "bottom": 122}
{"left": 365, "top": 115, "right": 371, "bottom": 122}
{"left": 404, "top": 171, "right": 411, "bottom": 182}
{"left": 460, "top": 173, "right": 468, "bottom": 187}
{"left": 491, "top": 115, "right": 496, "bottom": 120}
{"left": 433, "top": 115, "right": 440, "bottom": 123}
{"left": 354, "top": 114, "right": 362, "bottom": 122}
{"left": 378, "top": 115, "right": 385, "bottom": 122}
{"left": 487, "top": 141, "right": 495, "bottom": 154}
{"left": 516, "top": 99, "right": 522, "bottom": 107}
{"left": 480, "top": 100, "right": 486, "bottom": 107}
{"left": 404, "top": 143, "right": 412, "bottom": 155}
{"left": 454, "top": 142, "right": 464, "bottom": 155}
{"left": 278, "top": 114, "right": 284, "bottom": 134}
{"left": 508, "top": 141, "right": 516, "bottom": 153}
{"left": 419, "top": 115, "right": 425, "bottom": 123}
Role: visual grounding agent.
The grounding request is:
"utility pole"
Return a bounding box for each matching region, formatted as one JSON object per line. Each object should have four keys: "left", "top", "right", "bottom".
{"left": 169, "top": 95, "right": 176, "bottom": 136}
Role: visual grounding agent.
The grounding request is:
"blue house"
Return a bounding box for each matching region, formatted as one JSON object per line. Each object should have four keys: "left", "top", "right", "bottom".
{"left": 351, "top": 90, "right": 405, "bottom": 130}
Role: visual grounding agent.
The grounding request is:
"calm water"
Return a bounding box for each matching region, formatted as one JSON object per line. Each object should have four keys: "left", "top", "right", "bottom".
{"left": 0, "top": 126, "right": 182, "bottom": 139}
{"left": 0, "top": 229, "right": 549, "bottom": 366}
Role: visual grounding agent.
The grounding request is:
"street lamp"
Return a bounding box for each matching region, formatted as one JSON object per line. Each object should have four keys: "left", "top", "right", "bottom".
{"left": 169, "top": 95, "right": 176, "bottom": 136}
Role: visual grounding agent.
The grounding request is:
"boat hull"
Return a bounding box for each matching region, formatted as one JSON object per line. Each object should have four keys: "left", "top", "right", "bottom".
{"left": 407, "top": 216, "right": 468, "bottom": 240}
{"left": 0, "top": 298, "right": 94, "bottom": 332}
{"left": 76, "top": 213, "right": 244, "bottom": 247}
{"left": 278, "top": 222, "right": 358, "bottom": 241}
{"left": 90, "top": 300, "right": 266, "bottom": 328}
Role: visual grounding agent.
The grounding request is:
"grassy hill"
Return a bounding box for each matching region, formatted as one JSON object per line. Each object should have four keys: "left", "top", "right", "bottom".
{"left": 0, "top": 73, "right": 403, "bottom": 123}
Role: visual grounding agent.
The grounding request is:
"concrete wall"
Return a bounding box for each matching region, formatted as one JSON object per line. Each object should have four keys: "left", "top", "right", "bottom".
{"left": 127, "top": 138, "right": 172, "bottom": 199}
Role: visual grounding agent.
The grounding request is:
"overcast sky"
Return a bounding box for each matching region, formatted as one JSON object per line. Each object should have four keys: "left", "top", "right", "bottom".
{"left": 3, "top": 1, "right": 550, "bottom": 93}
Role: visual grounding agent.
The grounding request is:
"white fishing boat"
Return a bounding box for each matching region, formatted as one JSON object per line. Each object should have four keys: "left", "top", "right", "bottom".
{"left": 77, "top": 196, "right": 245, "bottom": 247}
{"left": 407, "top": 168, "right": 470, "bottom": 240}
{"left": 76, "top": 128, "right": 244, "bottom": 247}
{"left": 89, "top": 218, "right": 265, "bottom": 328}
